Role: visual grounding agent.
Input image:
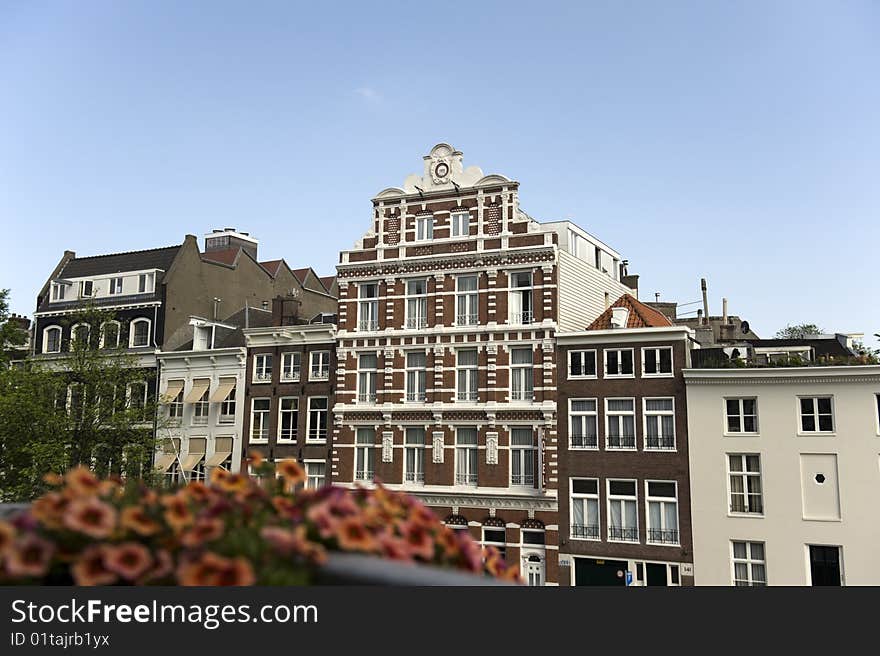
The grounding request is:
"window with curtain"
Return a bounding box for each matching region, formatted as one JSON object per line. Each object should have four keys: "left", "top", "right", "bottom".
{"left": 405, "top": 279, "right": 428, "bottom": 329}
{"left": 606, "top": 398, "right": 636, "bottom": 449}
{"left": 355, "top": 428, "right": 375, "bottom": 481}
{"left": 508, "top": 272, "right": 533, "bottom": 324}
{"left": 357, "top": 283, "right": 379, "bottom": 331}
{"left": 569, "top": 399, "right": 598, "bottom": 448}
{"left": 455, "top": 427, "right": 478, "bottom": 486}
{"left": 509, "top": 428, "right": 535, "bottom": 487}
{"left": 510, "top": 348, "right": 534, "bottom": 401}
{"left": 570, "top": 479, "right": 600, "bottom": 539}
{"left": 728, "top": 454, "right": 763, "bottom": 513}
{"left": 732, "top": 541, "right": 766, "bottom": 586}
{"left": 405, "top": 352, "right": 426, "bottom": 402}
{"left": 646, "top": 481, "right": 679, "bottom": 545}
{"left": 404, "top": 427, "right": 425, "bottom": 484}
{"left": 455, "top": 275, "right": 478, "bottom": 325}
{"left": 357, "top": 353, "right": 378, "bottom": 403}
{"left": 607, "top": 480, "right": 638, "bottom": 542}
{"left": 456, "top": 349, "right": 478, "bottom": 401}
{"left": 644, "top": 398, "right": 675, "bottom": 449}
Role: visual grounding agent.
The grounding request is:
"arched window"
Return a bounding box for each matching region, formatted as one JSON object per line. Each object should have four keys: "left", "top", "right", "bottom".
{"left": 43, "top": 326, "right": 62, "bottom": 354}
{"left": 100, "top": 321, "right": 121, "bottom": 349}
{"left": 129, "top": 318, "right": 151, "bottom": 348}
{"left": 71, "top": 323, "right": 91, "bottom": 348}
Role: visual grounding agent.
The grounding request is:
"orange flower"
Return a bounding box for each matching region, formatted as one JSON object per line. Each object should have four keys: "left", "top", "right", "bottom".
{"left": 275, "top": 459, "right": 305, "bottom": 486}
{"left": 5, "top": 534, "right": 54, "bottom": 578}
{"left": 260, "top": 525, "right": 325, "bottom": 564}
{"left": 139, "top": 549, "right": 173, "bottom": 584}
{"left": 335, "top": 517, "right": 378, "bottom": 553}
{"left": 215, "top": 473, "right": 249, "bottom": 494}
{"left": 65, "top": 466, "right": 101, "bottom": 496}
{"left": 379, "top": 534, "right": 414, "bottom": 562}
{"left": 209, "top": 467, "right": 229, "bottom": 486}
{"left": 71, "top": 545, "right": 117, "bottom": 586}
{"left": 434, "top": 526, "right": 461, "bottom": 559}
{"left": 120, "top": 506, "right": 161, "bottom": 537}
{"left": 42, "top": 472, "right": 64, "bottom": 486}
{"left": 161, "top": 494, "right": 193, "bottom": 532}
{"left": 181, "top": 481, "right": 212, "bottom": 503}
{"left": 305, "top": 503, "right": 340, "bottom": 539}
{"left": 180, "top": 517, "right": 224, "bottom": 548}
{"left": 0, "top": 521, "right": 16, "bottom": 557}
{"left": 271, "top": 495, "right": 298, "bottom": 518}
{"left": 104, "top": 542, "right": 153, "bottom": 580}
{"left": 177, "top": 552, "right": 255, "bottom": 586}
{"left": 247, "top": 450, "right": 265, "bottom": 468}
{"left": 399, "top": 521, "right": 434, "bottom": 561}
{"left": 30, "top": 492, "right": 70, "bottom": 529}
{"left": 63, "top": 497, "right": 117, "bottom": 539}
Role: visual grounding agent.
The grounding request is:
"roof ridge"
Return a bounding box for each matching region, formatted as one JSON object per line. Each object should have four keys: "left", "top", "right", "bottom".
{"left": 69, "top": 244, "right": 180, "bottom": 261}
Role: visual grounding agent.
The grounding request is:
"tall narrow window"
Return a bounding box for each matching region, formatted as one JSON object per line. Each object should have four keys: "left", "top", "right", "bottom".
{"left": 192, "top": 388, "right": 209, "bottom": 426}
{"left": 569, "top": 399, "right": 598, "bottom": 449}
{"left": 456, "top": 349, "right": 478, "bottom": 401}
{"left": 44, "top": 326, "right": 62, "bottom": 354}
{"left": 415, "top": 215, "right": 434, "bottom": 241}
{"left": 100, "top": 322, "right": 120, "bottom": 349}
{"left": 644, "top": 398, "right": 675, "bottom": 450}
{"left": 250, "top": 399, "right": 270, "bottom": 442}
{"left": 357, "top": 282, "right": 379, "bottom": 331}
{"left": 568, "top": 350, "right": 596, "bottom": 378}
{"left": 451, "top": 211, "right": 470, "bottom": 237}
{"left": 604, "top": 349, "right": 634, "bottom": 377}
{"left": 167, "top": 388, "right": 183, "bottom": 420}
{"left": 799, "top": 397, "right": 834, "bottom": 433}
{"left": 606, "top": 398, "right": 636, "bottom": 449}
{"left": 357, "top": 353, "right": 377, "bottom": 403}
{"left": 305, "top": 462, "right": 326, "bottom": 490}
{"left": 728, "top": 454, "right": 763, "bottom": 514}
{"left": 79, "top": 280, "right": 93, "bottom": 298}
{"left": 71, "top": 323, "right": 90, "bottom": 348}
{"left": 570, "top": 479, "right": 600, "bottom": 540}
{"left": 642, "top": 347, "right": 673, "bottom": 376}
{"left": 726, "top": 398, "right": 758, "bottom": 433}
{"left": 138, "top": 272, "right": 154, "bottom": 293}
{"left": 309, "top": 351, "right": 330, "bottom": 380}
{"left": 219, "top": 386, "right": 235, "bottom": 423}
{"left": 404, "top": 427, "right": 425, "bottom": 484}
{"left": 130, "top": 319, "right": 150, "bottom": 347}
{"left": 732, "top": 541, "right": 767, "bottom": 586}
{"left": 510, "top": 348, "right": 534, "bottom": 402}
{"left": 278, "top": 398, "right": 298, "bottom": 443}
{"left": 109, "top": 277, "right": 123, "bottom": 295}
{"left": 455, "top": 427, "right": 478, "bottom": 486}
{"left": 355, "top": 428, "right": 375, "bottom": 482}
{"left": 455, "top": 275, "right": 478, "bottom": 325}
{"left": 607, "top": 480, "right": 638, "bottom": 542}
{"left": 509, "top": 428, "right": 535, "bottom": 487}
{"left": 253, "top": 354, "right": 273, "bottom": 383}
{"left": 405, "top": 279, "right": 428, "bottom": 329}
{"left": 508, "top": 271, "right": 533, "bottom": 325}
{"left": 405, "top": 352, "right": 426, "bottom": 402}
{"left": 127, "top": 382, "right": 148, "bottom": 423}
{"left": 281, "top": 352, "right": 301, "bottom": 382}
{"left": 306, "top": 397, "right": 328, "bottom": 441}
{"left": 646, "top": 481, "right": 679, "bottom": 545}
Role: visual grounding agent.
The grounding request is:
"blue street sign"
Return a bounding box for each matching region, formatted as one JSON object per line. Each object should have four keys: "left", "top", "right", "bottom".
{"left": 625, "top": 571, "right": 633, "bottom": 586}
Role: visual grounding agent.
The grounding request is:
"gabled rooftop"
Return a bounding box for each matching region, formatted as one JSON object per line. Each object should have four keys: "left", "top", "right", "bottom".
{"left": 587, "top": 294, "right": 673, "bottom": 331}
{"left": 59, "top": 245, "right": 180, "bottom": 279}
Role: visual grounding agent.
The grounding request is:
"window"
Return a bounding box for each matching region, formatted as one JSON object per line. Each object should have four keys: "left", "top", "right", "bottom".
{"left": 607, "top": 480, "right": 638, "bottom": 542}
{"left": 809, "top": 545, "right": 842, "bottom": 586}
{"left": 451, "top": 211, "right": 470, "bottom": 237}
{"left": 281, "top": 352, "right": 301, "bottom": 382}
{"left": 604, "top": 348, "right": 634, "bottom": 377}
{"left": 168, "top": 388, "right": 183, "bottom": 420}
{"left": 218, "top": 386, "right": 235, "bottom": 423}
{"left": 127, "top": 382, "right": 148, "bottom": 423}
{"left": 569, "top": 399, "right": 598, "bottom": 449}
{"left": 726, "top": 398, "right": 758, "bottom": 434}
{"left": 192, "top": 388, "right": 209, "bottom": 425}
{"left": 482, "top": 528, "right": 506, "bottom": 561}
{"left": 43, "top": 326, "right": 62, "bottom": 354}
{"left": 51, "top": 282, "right": 68, "bottom": 301}
{"left": 67, "top": 383, "right": 85, "bottom": 421}
{"left": 606, "top": 398, "right": 636, "bottom": 449}
{"left": 129, "top": 319, "right": 150, "bottom": 347}
{"left": 79, "top": 280, "right": 93, "bottom": 298}
{"left": 306, "top": 397, "right": 328, "bottom": 441}
{"left": 405, "top": 352, "right": 426, "bottom": 402}
{"left": 456, "top": 349, "right": 478, "bottom": 401}
{"left": 357, "top": 353, "right": 377, "bottom": 403}
{"left": 644, "top": 398, "right": 675, "bottom": 450}
{"left": 355, "top": 428, "right": 375, "bottom": 482}
{"left": 138, "top": 272, "right": 154, "bottom": 293}
{"left": 404, "top": 278, "right": 428, "bottom": 329}
{"left": 570, "top": 479, "right": 600, "bottom": 540}
{"left": 109, "top": 277, "right": 123, "bottom": 295}
{"left": 455, "top": 275, "right": 478, "bottom": 325}
{"left": 728, "top": 454, "right": 763, "bottom": 514}
{"left": 510, "top": 348, "right": 534, "bottom": 402}
{"left": 508, "top": 271, "right": 533, "bottom": 325}
{"left": 310, "top": 350, "right": 330, "bottom": 380}
{"left": 568, "top": 350, "right": 596, "bottom": 378}
{"left": 100, "top": 322, "right": 120, "bottom": 349}
{"left": 278, "top": 398, "right": 298, "bottom": 442}
{"left": 253, "top": 354, "right": 272, "bottom": 383}
{"left": 509, "top": 428, "right": 535, "bottom": 487}
{"left": 71, "top": 323, "right": 90, "bottom": 348}
{"left": 455, "top": 427, "right": 478, "bottom": 486}
{"left": 357, "top": 283, "right": 379, "bottom": 331}
{"left": 250, "top": 399, "right": 270, "bottom": 442}
{"left": 415, "top": 215, "right": 433, "bottom": 241}
{"left": 642, "top": 347, "right": 673, "bottom": 376}
{"left": 305, "top": 462, "right": 326, "bottom": 490}
{"left": 799, "top": 397, "right": 834, "bottom": 433}
{"left": 404, "top": 427, "right": 425, "bottom": 484}
{"left": 732, "top": 541, "right": 766, "bottom": 586}
{"left": 646, "top": 481, "right": 679, "bottom": 545}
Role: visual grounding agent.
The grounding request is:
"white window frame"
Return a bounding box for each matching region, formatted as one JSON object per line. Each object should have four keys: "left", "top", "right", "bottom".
{"left": 51, "top": 281, "right": 68, "bottom": 301}
{"left": 310, "top": 350, "right": 330, "bottom": 381}
{"left": 727, "top": 453, "right": 763, "bottom": 515}
{"left": 454, "top": 275, "right": 479, "bottom": 326}
{"left": 70, "top": 323, "right": 91, "bottom": 347}
{"left": 126, "top": 381, "right": 149, "bottom": 423}
{"left": 404, "top": 427, "right": 426, "bottom": 485}
{"left": 304, "top": 460, "right": 327, "bottom": 490}
{"left": 218, "top": 386, "right": 236, "bottom": 424}
{"left": 454, "top": 427, "right": 479, "bottom": 486}
{"left": 250, "top": 398, "right": 270, "bottom": 443}
{"left": 167, "top": 386, "right": 184, "bottom": 420}
{"left": 607, "top": 479, "right": 639, "bottom": 543}
{"left": 568, "top": 349, "right": 597, "bottom": 379}
{"left": 129, "top": 318, "right": 151, "bottom": 348}
{"left": 645, "top": 480, "right": 679, "bottom": 545}
{"left": 99, "top": 321, "right": 121, "bottom": 349}
{"left": 79, "top": 280, "right": 94, "bottom": 298}
{"left": 43, "top": 325, "right": 62, "bottom": 354}
{"left": 356, "top": 352, "right": 377, "bottom": 404}
{"left": 643, "top": 397, "right": 676, "bottom": 451}
{"left": 569, "top": 398, "right": 598, "bottom": 449}
{"left": 508, "top": 271, "right": 533, "bottom": 325}
{"left": 509, "top": 347, "right": 534, "bottom": 402}
{"left": 570, "top": 478, "right": 600, "bottom": 541}
{"left": 641, "top": 346, "right": 674, "bottom": 377}
{"left": 798, "top": 396, "right": 835, "bottom": 435}
{"left": 451, "top": 210, "right": 470, "bottom": 237}
{"left": 405, "top": 278, "right": 428, "bottom": 329}
{"left": 252, "top": 353, "right": 273, "bottom": 383}
{"left": 281, "top": 352, "right": 301, "bottom": 382}
{"left": 456, "top": 349, "right": 479, "bottom": 402}
{"left": 731, "top": 541, "right": 767, "bottom": 586}
{"left": 405, "top": 351, "right": 426, "bottom": 402}
{"left": 415, "top": 215, "right": 434, "bottom": 241}
{"left": 605, "top": 397, "right": 637, "bottom": 450}
{"left": 138, "top": 272, "right": 155, "bottom": 294}
{"left": 354, "top": 428, "right": 375, "bottom": 482}
{"left": 357, "top": 282, "right": 379, "bottom": 332}
{"left": 876, "top": 393, "right": 880, "bottom": 436}
{"left": 306, "top": 397, "right": 328, "bottom": 442}
{"left": 277, "top": 397, "right": 298, "bottom": 443}
{"left": 725, "top": 397, "right": 759, "bottom": 435}
{"left": 108, "top": 277, "right": 123, "bottom": 295}
{"left": 481, "top": 527, "right": 507, "bottom": 561}
{"left": 509, "top": 427, "right": 536, "bottom": 488}
{"left": 191, "top": 388, "right": 209, "bottom": 426}
{"left": 604, "top": 348, "right": 634, "bottom": 378}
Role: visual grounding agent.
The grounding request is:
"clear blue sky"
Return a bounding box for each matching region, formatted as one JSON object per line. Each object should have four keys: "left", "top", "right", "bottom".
{"left": 1, "top": 1, "right": 878, "bottom": 345}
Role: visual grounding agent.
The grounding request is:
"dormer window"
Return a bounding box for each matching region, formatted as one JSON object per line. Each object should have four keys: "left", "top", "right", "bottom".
{"left": 109, "top": 278, "right": 123, "bottom": 295}
{"left": 51, "top": 282, "right": 68, "bottom": 301}
{"left": 43, "top": 326, "right": 62, "bottom": 354}
{"left": 194, "top": 325, "right": 214, "bottom": 351}
{"left": 138, "top": 273, "right": 155, "bottom": 293}
{"left": 416, "top": 215, "right": 434, "bottom": 241}
{"left": 79, "top": 281, "right": 93, "bottom": 298}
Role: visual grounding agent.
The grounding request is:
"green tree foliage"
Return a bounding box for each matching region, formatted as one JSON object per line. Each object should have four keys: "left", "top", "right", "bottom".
{"left": 0, "top": 289, "right": 28, "bottom": 365}
{"left": 774, "top": 323, "right": 823, "bottom": 339}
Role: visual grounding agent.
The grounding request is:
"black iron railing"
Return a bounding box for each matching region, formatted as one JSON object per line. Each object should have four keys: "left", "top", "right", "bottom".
{"left": 608, "top": 526, "right": 639, "bottom": 542}
{"left": 571, "top": 524, "right": 600, "bottom": 539}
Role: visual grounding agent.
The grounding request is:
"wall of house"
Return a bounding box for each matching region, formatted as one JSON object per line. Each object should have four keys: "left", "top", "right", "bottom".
{"left": 556, "top": 250, "right": 637, "bottom": 332}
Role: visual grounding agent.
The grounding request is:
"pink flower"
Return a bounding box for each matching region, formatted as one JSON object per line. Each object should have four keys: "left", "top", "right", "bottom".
{"left": 71, "top": 545, "right": 117, "bottom": 586}
{"left": 5, "top": 534, "right": 54, "bottom": 578}
{"left": 104, "top": 542, "right": 152, "bottom": 580}
{"left": 63, "top": 497, "right": 117, "bottom": 539}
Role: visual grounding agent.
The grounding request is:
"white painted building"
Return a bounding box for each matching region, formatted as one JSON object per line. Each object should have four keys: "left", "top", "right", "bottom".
{"left": 684, "top": 365, "right": 880, "bottom": 585}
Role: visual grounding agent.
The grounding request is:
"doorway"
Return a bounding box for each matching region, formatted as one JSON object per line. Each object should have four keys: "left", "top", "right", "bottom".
{"left": 574, "top": 558, "right": 628, "bottom": 586}
{"left": 809, "top": 545, "right": 842, "bottom": 586}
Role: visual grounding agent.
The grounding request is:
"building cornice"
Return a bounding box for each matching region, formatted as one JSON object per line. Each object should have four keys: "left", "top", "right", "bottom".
{"left": 410, "top": 491, "right": 558, "bottom": 513}
{"left": 35, "top": 301, "right": 163, "bottom": 317}
{"left": 336, "top": 247, "right": 556, "bottom": 279}
{"left": 556, "top": 326, "right": 693, "bottom": 344}
{"left": 683, "top": 365, "right": 880, "bottom": 385}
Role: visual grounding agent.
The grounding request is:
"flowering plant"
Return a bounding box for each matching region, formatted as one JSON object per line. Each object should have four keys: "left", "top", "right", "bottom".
{"left": 0, "top": 454, "right": 519, "bottom": 585}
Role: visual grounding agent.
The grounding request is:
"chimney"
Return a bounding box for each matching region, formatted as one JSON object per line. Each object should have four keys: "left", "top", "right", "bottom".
{"left": 272, "top": 295, "right": 302, "bottom": 326}
{"left": 204, "top": 227, "right": 259, "bottom": 260}
{"left": 212, "top": 298, "right": 221, "bottom": 321}
{"left": 722, "top": 297, "right": 729, "bottom": 324}
{"left": 610, "top": 307, "right": 629, "bottom": 329}
{"left": 701, "top": 278, "right": 709, "bottom": 326}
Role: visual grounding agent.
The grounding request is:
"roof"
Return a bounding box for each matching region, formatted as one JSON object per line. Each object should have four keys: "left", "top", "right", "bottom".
{"left": 200, "top": 248, "right": 241, "bottom": 266}
{"left": 319, "top": 275, "right": 337, "bottom": 292}
{"left": 259, "top": 260, "right": 283, "bottom": 277}
{"left": 587, "top": 294, "right": 674, "bottom": 330}
{"left": 59, "top": 245, "right": 180, "bottom": 279}
{"left": 291, "top": 267, "right": 311, "bottom": 285}
{"left": 172, "top": 307, "right": 274, "bottom": 351}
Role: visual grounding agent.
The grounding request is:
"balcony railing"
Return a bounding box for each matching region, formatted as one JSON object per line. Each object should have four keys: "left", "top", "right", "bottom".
{"left": 281, "top": 369, "right": 300, "bottom": 382}
{"left": 645, "top": 436, "right": 675, "bottom": 450}
{"left": 404, "top": 471, "right": 425, "bottom": 484}
{"left": 251, "top": 428, "right": 269, "bottom": 441}
{"left": 358, "top": 320, "right": 379, "bottom": 332}
{"left": 252, "top": 371, "right": 271, "bottom": 383}
{"left": 455, "top": 472, "right": 478, "bottom": 486}
{"left": 405, "top": 317, "right": 427, "bottom": 329}
{"left": 570, "top": 434, "right": 598, "bottom": 449}
{"left": 192, "top": 413, "right": 209, "bottom": 426}
{"left": 510, "top": 390, "right": 534, "bottom": 402}
{"left": 456, "top": 313, "right": 478, "bottom": 326}
{"left": 647, "top": 528, "right": 680, "bottom": 545}
{"left": 358, "top": 391, "right": 377, "bottom": 403}
{"left": 608, "top": 526, "right": 639, "bottom": 542}
{"left": 278, "top": 430, "right": 297, "bottom": 442}
{"left": 406, "top": 391, "right": 426, "bottom": 402}
{"left": 571, "top": 524, "right": 600, "bottom": 539}
{"left": 311, "top": 367, "right": 329, "bottom": 380}
{"left": 510, "top": 474, "right": 535, "bottom": 487}
{"left": 510, "top": 310, "right": 533, "bottom": 325}
{"left": 457, "top": 391, "right": 478, "bottom": 402}
{"left": 606, "top": 434, "right": 636, "bottom": 449}
{"left": 355, "top": 470, "right": 374, "bottom": 482}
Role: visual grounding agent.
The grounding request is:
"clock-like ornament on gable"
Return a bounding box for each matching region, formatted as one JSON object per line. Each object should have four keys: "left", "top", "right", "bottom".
{"left": 434, "top": 162, "right": 449, "bottom": 179}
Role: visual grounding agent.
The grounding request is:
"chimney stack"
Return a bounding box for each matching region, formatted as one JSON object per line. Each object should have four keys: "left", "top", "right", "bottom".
{"left": 723, "top": 297, "right": 729, "bottom": 324}
{"left": 701, "top": 278, "right": 709, "bottom": 326}
{"left": 610, "top": 307, "right": 629, "bottom": 329}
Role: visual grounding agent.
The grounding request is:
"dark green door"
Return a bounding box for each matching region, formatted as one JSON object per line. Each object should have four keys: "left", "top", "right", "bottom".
{"left": 574, "top": 558, "right": 628, "bottom": 586}
{"left": 809, "top": 546, "right": 841, "bottom": 586}
{"left": 645, "top": 563, "right": 668, "bottom": 586}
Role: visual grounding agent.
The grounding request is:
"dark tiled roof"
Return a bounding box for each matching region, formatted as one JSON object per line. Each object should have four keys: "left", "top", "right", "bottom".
{"left": 587, "top": 294, "right": 674, "bottom": 330}
{"left": 172, "top": 307, "right": 274, "bottom": 351}
{"left": 291, "top": 267, "right": 311, "bottom": 284}
{"left": 259, "top": 260, "right": 283, "bottom": 277}
{"left": 60, "top": 245, "right": 180, "bottom": 279}
{"left": 201, "top": 248, "right": 241, "bottom": 266}
{"left": 319, "top": 275, "right": 337, "bottom": 292}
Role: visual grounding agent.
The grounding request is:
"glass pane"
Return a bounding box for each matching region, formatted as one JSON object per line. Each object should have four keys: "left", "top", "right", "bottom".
{"left": 609, "top": 480, "right": 635, "bottom": 496}
{"left": 732, "top": 542, "right": 747, "bottom": 559}
{"left": 645, "top": 398, "right": 673, "bottom": 412}
{"left": 607, "top": 399, "right": 634, "bottom": 412}
{"left": 571, "top": 399, "right": 596, "bottom": 413}
{"left": 511, "top": 348, "right": 532, "bottom": 365}
{"left": 817, "top": 398, "right": 832, "bottom": 414}
{"left": 456, "top": 428, "right": 478, "bottom": 445}
{"left": 458, "top": 350, "right": 478, "bottom": 366}
{"left": 750, "top": 542, "right": 765, "bottom": 560}
{"left": 648, "top": 481, "right": 676, "bottom": 497}
{"left": 572, "top": 479, "right": 597, "bottom": 495}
